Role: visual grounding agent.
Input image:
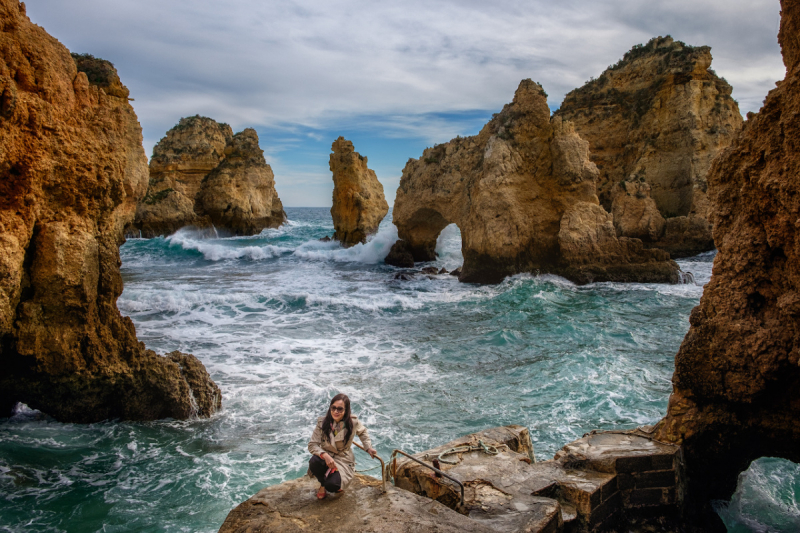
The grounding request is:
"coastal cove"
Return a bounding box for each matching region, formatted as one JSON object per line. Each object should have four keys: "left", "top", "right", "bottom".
{"left": 0, "top": 208, "right": 710, "bottom": 532}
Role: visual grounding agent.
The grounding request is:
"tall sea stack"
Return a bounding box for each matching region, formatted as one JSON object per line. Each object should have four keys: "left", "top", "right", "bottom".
{"left": 0, "top": 0, "right": 220, "bottom": 422}
{"left": 655, "top": 0, "right": 800, "bottom": 526}
{"left": 329, "top": 137, "right": 389, "bottom": 246}
{"left": 556, "top": 37, "right": 742, "bottom": 257}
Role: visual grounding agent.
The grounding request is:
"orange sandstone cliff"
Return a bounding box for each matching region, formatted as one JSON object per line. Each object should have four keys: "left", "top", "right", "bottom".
{"left": 556, "top": 37, "right": 742, "bottom": 258}
{"left": 329, "top": 136, "right": 389, "bottom": 246}
{"left": 0, "top": 1, "right": 220, "bottom": 421}
{"left": 391, "top": 80, "right": 679, "bottom": 285}
{"left": 655, "top": 0, "right": 800, "bottom": 526}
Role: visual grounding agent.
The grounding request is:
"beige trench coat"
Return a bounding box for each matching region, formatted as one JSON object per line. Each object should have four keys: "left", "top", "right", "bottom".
{"left": 307, "top": 414, "right": 372, "bottom": 490}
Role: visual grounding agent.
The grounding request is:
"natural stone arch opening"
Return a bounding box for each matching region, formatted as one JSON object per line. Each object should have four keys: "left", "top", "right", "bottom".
{"left": 398, "top": 207, "right": 453, "bottom": 262}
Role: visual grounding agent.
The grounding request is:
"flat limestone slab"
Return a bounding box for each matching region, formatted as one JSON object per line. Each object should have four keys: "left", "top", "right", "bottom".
{"left": 393, "top": 426, "right": 562, "bottom": 533}
{"left": 218, "top": 474, "right": 496, "bottom": 533}
{"left": 554, "top": 429, "right": 681, "bottom": 475}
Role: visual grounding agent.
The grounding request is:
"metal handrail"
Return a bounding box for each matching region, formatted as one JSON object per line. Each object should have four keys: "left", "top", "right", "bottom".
{"left": 390, "top": 449, "right": 465, "bottom": 507}
{"left": 353, "top": 442, "right": 387, "bottom": 493}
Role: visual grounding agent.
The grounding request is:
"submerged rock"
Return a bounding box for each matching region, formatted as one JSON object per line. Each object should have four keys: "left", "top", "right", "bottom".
{"left": 0, "top": 0, "right": 220, "bottom": 422}
{"left": 555, "top": 36, "right": 742, "bottom": 257}
{"left": 196, "top": 128, "right": 286, "bottom": 236}
{"left": 656, "top": 0, "right": 800, "bottom": 525}
{"left": 329, "top": 137, "right": 389, "bottom": 246}
{"left": 392, "top": 79, "right": 678, "bottom": 284}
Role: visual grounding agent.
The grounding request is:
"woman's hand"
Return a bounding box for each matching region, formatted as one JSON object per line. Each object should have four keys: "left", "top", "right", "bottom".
{"left": 321, "top": 453, "right": 336, "bottom": 470}
{"left": 367, "top": 448, "right": 378, "bottom": 459}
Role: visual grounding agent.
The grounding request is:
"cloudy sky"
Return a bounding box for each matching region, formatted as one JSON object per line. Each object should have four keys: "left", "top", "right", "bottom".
{"left": 28, "top": 0, "right": 785, "bottom": 207}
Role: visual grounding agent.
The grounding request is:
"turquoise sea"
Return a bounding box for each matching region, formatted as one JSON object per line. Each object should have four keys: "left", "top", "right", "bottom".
{"left": 0, "top": 207, "right": 795, "bottom": 531}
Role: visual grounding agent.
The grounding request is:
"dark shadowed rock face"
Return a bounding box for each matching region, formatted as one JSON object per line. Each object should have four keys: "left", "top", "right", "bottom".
{"left": 391, "top": 79, "right": 678, "bottom": 285}
{"left": 556, "top": 36, "right": 742, "bottom": 257}
{"left": 0, "top": 0, "right": 220, "bottom": 422}
{"left": 656, "top": 0, "right": 800, "bottom": 527}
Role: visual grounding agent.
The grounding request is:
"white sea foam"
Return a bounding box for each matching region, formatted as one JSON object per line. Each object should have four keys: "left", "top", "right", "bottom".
{"left": 166, "top": 230, "right": 292, "bottom": 261}
{"left": 293, "top": 224, "right": 399, "bottom": 264}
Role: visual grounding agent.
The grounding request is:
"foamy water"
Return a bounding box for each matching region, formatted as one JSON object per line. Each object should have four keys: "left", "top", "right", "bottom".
{"left": 3, "top": 207, "right": 784, "bottom": 532}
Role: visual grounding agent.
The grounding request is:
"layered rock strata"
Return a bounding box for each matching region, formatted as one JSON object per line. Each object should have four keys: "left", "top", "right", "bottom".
{"left": 329, "top": 136, "right": 389, "bottom": 246}
{"left": 133, "top": 115, "right": 231, "bottom": 237}
{"left": 391, "top": 79, "right": 679, "bottom": 284}
{"left": 555, "top": 37, "right": 743, "bottom": 257}
{"left": 195, "top": 128, "right": 286, "bottom": 236}
{"left": 0, "top": 1, "right": 220, "bottom": 422}
{"left": 655, "top": 0, "right": 800, "bottom": 527}
{"left": 129, "top": 118, "right": 285, "bottom": 238}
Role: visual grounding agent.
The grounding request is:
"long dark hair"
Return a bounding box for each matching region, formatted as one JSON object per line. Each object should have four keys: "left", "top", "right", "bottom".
{"left": 321, "top": 393, "right": 353, "bottom": 444}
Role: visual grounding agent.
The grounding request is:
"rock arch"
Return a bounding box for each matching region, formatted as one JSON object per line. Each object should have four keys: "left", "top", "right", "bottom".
{"left": 391, "top": 80, "right": 679, "bottom": 285}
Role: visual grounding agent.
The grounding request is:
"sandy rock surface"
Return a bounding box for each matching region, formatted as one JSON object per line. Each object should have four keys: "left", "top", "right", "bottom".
{"left": 556, "top": 36, "right": 742, "bottom": 257}
{"left": 655, "top": 0, "right": 800, "bottom": 523}
{"left": 196, "top": 128, "right": 286, "bottom": 236}
{"left": 392, "top": 80, "right": 678, "bottom": 284}
{"left": 0, "top": 0, "right": 220, "bottom": 421}
{"left": 329, "top": 136, "right": 389, "bottom": 246}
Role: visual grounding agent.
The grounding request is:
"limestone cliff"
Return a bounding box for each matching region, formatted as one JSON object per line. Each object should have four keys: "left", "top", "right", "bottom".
{"left": 195, "top": 128, "right": 286, "bottom": 236}
{"left": 556, "top": 37, "right": 743, "bottom": 257}
{"left": 392, "top": 79, "right": 679, "bottom": 285}
{"left": 329, "top": 137, "right": 389, "bottom": 246}
{"left": 133, "top": 116, "right": 231, "bottom": 237}
{"left": 0, "top": 0, "right": 220, "bottom": 422}
{"left": 655, "top": 0, "right": 800, "bottom": 525}
{"left": 130, "top": 119, "right": 285, "bottom": 238}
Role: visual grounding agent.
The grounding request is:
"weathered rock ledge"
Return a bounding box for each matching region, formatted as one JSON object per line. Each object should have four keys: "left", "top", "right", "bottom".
{"left": 0, "top": 0, "right": 220, "bottom": 422}
{"left": 390, "top": 79, "right": 680, "bottom": 285}
{"left": 555, "top": 36, "right": 742, "bottom": 258}
{"left": 329, "top": 136, "right": 389, "bottom": 246}
{"left": 220, "top": 425, "right": 683, "bottom": 533}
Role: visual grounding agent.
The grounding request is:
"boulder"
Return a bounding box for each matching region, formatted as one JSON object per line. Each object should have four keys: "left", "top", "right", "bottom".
{"left": 392, "top": 79, "right": 678, "bottom": 285}
{"left": 329, "top": 137, "right": 389, "bottom": 246}
{"left": 218, "top": 474, "right": 496, "bottom": 533}
{"left": 195, "top": 128, "right": 286, "bottom": 236}
{"left": 385, "top": 239, "right": 415, "bottom": 268}
{"left": 555, "top": 36, "right": 743, "bottom": 257}
{"left": 0, "top": 1, "right": 220, "bottom": 422}
{"left": 655, "top": 0, "right": 800, "bottom": 525}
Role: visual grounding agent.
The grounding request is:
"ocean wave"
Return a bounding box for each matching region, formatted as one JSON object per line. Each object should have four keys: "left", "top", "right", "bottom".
{"left": 165, "top": 230, "right": 292, "bottom": 261}
{"left": 292, "top": 224, "right": 399, "bottom": 264}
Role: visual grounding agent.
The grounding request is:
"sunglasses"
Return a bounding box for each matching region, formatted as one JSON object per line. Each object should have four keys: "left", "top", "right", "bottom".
{"left": 331, "top": 406, "right": 345, "bottom": 413}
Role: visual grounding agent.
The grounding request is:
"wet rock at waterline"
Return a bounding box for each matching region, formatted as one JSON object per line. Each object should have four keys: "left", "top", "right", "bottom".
{"left": 391, "top": 79, "right": 679, "bottom": 285}
{"left": 218, "top": 474, "right": 497, "bottom": 533}
{"left": 656, "top": 0, "right": 800, "bottom": 524}
{"left": 555, "top": 36, "right": 742, "bottom": 258}
{"left": 0, "top": 0, "right": 220, "bottom": 422}
{"left": 330, "top": 137, "right": 389, "bottom": 246}
{"left": 127, "top": 117, "right": 286, "bottom": 238}
{"left": 385, "top": 239, "right": 415, "bottom": 268}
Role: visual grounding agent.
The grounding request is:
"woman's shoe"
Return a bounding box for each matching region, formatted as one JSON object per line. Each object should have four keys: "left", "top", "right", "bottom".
{"left": 316, "top": 486, "right": 327, "bottom": 500}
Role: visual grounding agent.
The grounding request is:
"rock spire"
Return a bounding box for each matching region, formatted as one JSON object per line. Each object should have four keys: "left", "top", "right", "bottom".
{"left": 329, "top": 137, "right": 389, "bottom": 246}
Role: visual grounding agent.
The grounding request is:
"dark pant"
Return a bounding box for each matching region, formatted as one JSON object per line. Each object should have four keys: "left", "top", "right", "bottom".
{"left": 309, "top": 454, "right": 342, "bottom": 492}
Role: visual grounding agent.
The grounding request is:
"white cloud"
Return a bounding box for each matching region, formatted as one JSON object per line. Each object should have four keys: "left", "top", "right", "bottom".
{"left": 25, "top": 0, "right": 786, "bottom": 205}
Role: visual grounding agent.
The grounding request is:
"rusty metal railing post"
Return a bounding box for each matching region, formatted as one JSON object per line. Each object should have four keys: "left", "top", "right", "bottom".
{"left": 353, "top": 442, "right": 387, "bottom": 493}
{"left": 390, "top": 449, "right": 465, "bottom": 508}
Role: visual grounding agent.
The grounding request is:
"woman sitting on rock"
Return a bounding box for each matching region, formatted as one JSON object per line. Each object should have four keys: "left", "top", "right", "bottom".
{"left": 308, "top": 393, "right": 377, "bottom": 499}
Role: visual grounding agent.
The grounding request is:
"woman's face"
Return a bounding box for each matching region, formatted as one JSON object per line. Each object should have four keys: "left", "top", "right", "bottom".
{"left": 330, "top": 400, "right": 346, "bottom": 422}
